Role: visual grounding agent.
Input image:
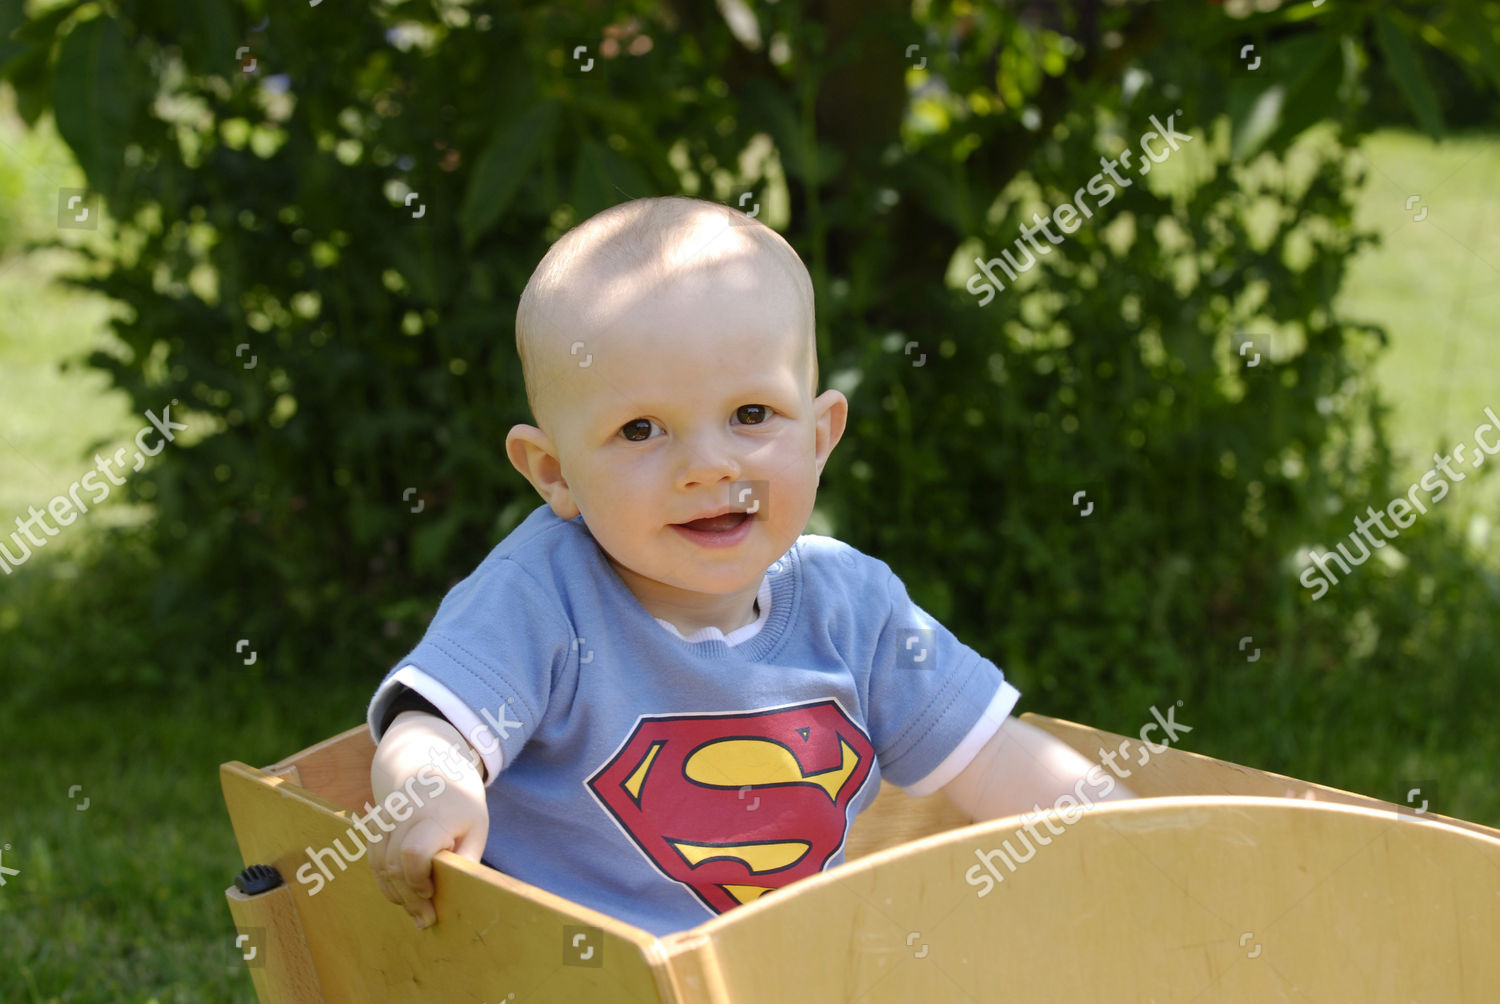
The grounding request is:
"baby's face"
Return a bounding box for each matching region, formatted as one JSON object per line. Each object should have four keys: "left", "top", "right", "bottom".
{"left": 516, "top": 247, "right": 844, "bottom": 608}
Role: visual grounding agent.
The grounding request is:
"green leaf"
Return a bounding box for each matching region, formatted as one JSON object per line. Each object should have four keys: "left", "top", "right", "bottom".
{"left": 741, "top": 78, "right": 843, "bottom": 185}
{"left": 51, "top": 15, "right": 133, "bottom": 186}
{"left": 1229, "top": 84, "right": 1285, "bottom": 163}
{"left": 896, "top": 156, "right": 965, "bottom": 232}
{"left": 3, "top": 1, "right": 89, "bottom": 116}
{"left": 172, "top": 0, "right": 237, "bottom": 72}
{"left": 1262, "top": 37, "right": 1349, "bottom": 155}
{"left": 5, "top": 43, "right": 51, "bottom": 127}
{"left": 411, "top": 513, "right": 467, "bottom": 574}
{"left": 1228, "top": 33, "right": 1340, "bottom": 161}
{"left": 459, "top": 100, "right": 559, "bottom": 249}
{"left": 570, "top": 138, "right": 653, "bottom": 221}
{"left": 1455, "top": 8, "right": 1500, "bottom": 99}
{"left": 0, "top": 1, "right": 29, "bottom": 72}
{"left": 10, "top": 0, "right": 83, "bottom": 47}
{"left": 1373, "top": 12, "right": 1443, "bottom": 140}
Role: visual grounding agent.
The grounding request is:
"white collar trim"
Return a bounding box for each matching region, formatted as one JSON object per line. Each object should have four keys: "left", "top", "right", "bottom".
{"left": 654, "top": 573, "right": 772, "bottom": 646}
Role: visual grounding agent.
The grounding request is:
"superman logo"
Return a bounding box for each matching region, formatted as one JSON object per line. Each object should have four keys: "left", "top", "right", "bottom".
{"left": 587, "top": 701, "right": 875, "bottom": 915}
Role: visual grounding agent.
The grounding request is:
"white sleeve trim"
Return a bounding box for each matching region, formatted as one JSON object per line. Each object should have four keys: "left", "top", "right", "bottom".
{"left": 901, "top": 680, "right": 1021, "bottom": 797}
{"left": 367, "top": 664, "right": 504, "bottom": 784}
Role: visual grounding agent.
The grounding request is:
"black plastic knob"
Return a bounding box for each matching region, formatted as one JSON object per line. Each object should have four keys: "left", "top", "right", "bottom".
{"left": 234, "top": 863, "right": 285, "bottom": 895}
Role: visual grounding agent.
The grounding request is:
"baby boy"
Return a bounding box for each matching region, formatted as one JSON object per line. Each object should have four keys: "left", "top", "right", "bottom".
{"left": 365, "top": 196, "right": 1132, "bottom": 936}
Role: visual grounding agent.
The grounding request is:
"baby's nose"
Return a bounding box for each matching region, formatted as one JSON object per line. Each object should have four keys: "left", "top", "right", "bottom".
{"left": 676, "top": 434, "right": 742, "bottom": 485}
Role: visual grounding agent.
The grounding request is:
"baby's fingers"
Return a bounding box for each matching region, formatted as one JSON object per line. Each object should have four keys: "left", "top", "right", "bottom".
{"left": 370, "top": 820, "right": 444, "bottom": 928}
{"left": 395, "top": 819, "right": 457, "bottom": 927}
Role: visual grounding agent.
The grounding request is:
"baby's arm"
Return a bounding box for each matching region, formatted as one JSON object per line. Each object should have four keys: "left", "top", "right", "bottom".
{"left": 940, "top": 715, "right": 1137, "bottom": 822}
{"left": 369, "top": 709, "right": 490, "bottom": 929}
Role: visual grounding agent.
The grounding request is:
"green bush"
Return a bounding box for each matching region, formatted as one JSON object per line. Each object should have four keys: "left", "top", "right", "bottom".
{"left": 2, "top": 0, "right": 1497, "bottom": 752}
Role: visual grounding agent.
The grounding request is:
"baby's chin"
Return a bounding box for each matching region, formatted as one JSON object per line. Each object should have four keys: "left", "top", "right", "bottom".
{"left": 601, "top": 548, "right": 762, "bottom": 592}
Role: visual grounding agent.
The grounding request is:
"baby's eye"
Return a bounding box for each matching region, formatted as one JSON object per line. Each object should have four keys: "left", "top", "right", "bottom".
{"left": 735, "top": 405, "right": 771, "bottom": 425}
{"left": 619, "top": 419, "right": 659, "bottom": 442}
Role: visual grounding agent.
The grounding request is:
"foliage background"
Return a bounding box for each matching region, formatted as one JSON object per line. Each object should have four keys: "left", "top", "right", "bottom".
{"left": 1, "top": 0, "right": 1497, "bottom": 998}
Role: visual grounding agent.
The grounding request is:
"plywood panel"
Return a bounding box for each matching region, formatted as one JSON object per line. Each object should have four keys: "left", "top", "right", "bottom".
{"left": 1022, "top": 713, "right": 1497, "bottom": 838}
{"left": 221, "top": 762, "right": 675, "bottom": 1003}
{"left": 225, "top": 883, "right": 325, "bottom": 1003}
{"left": 685, "top": 796, "right": 1500, "bottom": 1003}
{"left": 264, "top": 724, "right": 376, "bottom": 814}
{"left": 845, "top": 782, "right": 973, "bottom": 861}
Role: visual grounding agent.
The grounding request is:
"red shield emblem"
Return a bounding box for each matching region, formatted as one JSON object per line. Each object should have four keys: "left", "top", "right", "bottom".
{"left": 587, "top": 701, "right": 875, "bottom": 915}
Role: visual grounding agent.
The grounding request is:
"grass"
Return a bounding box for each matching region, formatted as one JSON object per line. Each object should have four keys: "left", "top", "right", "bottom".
{"left": 0, "top": 94, "right": 140, "bottom": 532}
{"left": 1, "top": 78, "right": 1498, "bottom": 999}
{"left": 0, "top": 669, "right": 361, "bottom": 1003}
{"left": 0, "top": 91, "right": 328, "bottom": 1003}
{"left": 1339, "top": 130, "right": 1500, "bottom": 551}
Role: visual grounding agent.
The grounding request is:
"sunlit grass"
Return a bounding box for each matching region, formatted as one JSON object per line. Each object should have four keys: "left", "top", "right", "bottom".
{"left": 0, "top": 88, "right": 141, "bottom": 536}
{"left": 1339, "top": 130, "right": 1500, "bottom": 552}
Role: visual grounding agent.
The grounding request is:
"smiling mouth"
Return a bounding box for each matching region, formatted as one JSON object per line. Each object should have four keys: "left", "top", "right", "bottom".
{"left": 676, "top": 512, "right": 750, "bottom": 533}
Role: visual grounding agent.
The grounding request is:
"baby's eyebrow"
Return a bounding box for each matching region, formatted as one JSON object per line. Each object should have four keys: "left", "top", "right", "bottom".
{"left": 611, "top": 385, "right": 786, "bottom": 414}
{"left": 602, "top": 398, "right": 663, "bottom": 420}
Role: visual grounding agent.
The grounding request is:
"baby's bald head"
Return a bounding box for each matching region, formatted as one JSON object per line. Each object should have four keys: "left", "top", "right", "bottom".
{"left": 515, "top": 197, "right": 817, "bottom": 431}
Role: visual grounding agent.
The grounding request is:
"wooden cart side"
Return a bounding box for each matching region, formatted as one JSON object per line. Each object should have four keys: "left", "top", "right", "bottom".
{"left": 260, "top": 723, "right": 378, "bottom": 814}
{"left": 844, "top": 782, "right": 973, "bottom": 861}
{"left": 836, "top": 708, "right": 1500, "bottom": 867}
{"left": 847, "top": 707, "right": 1500, "bottom": 866}
{"left": 1021, "top": 712, "right": 1500, "bottom": 838}
{"left": 225, "top": 882, "right": 326, "bottom": 1004}
{"left": 682, "top": 795, "right": 1500, "bottom": 1003}
{"left": 220, "top": 760, "right": 672, "bottom": 1004}
{"left": 650, "top": 930, "right": 736, "bottom": 1004}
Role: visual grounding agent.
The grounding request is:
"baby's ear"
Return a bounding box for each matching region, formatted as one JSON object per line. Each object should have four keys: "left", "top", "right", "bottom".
{"left": 505, "top": 424, "right": 579, "bottom": 519}
{"left": 812, "top": 389, "right": 849, "bottom": 473}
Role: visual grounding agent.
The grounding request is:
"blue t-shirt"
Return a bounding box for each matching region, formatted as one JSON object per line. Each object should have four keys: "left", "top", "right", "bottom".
{"left": 367, "top": 504, "right": 1019, "bottom": 936}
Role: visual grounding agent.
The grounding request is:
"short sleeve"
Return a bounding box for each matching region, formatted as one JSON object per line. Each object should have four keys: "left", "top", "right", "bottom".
{"left": 863, "top": 566, "right": 1018, "bottom": 792}
{"left": 366, "top": 555, "right": 575, "bottom": 783}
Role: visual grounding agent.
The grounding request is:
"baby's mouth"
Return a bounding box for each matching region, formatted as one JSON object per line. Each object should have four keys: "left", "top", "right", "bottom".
{"left": 677, "top": 513, "right": 750, "bottom": 533}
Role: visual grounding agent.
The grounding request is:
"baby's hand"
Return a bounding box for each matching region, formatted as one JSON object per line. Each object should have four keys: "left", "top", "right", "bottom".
{"left": 369, "top": 711, "right": 490, "bottom": 929}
